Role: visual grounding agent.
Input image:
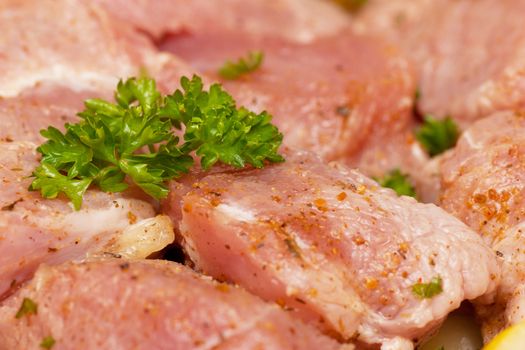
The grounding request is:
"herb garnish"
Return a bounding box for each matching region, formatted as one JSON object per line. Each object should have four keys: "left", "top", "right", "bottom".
{"left": 218, "top": 51, "right": 264, "bottom": 80}
{"left": 415, "top": 115, "right": 459, "bottom": 157}
{"left": 15, "top": 297, "right": 38, "bottom": 318}
{"left": 40, "top": 336, "right": 56, "bottom": 349}
{"left": 375, "top": 169, "right": 416, "bottom": 198}
{"left": 30, "top": 75, "right": 284, "bottom": 209}
{"left": 412, "top": 276, "right": 443, "bottom": 299}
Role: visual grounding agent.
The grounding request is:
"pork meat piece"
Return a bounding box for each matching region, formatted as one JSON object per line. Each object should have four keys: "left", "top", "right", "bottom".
{"left": 0, "top": 84, "right": 98, "bottom": 143}
{"left": 0, "top": 0, "right": 193, "bottom": 97}
{"left": 0, "top": 259, "right": 351, "bottom": 350}
{"left": 353, "top": 0, "right": 525, "bottom": 127}
{"left": 91, "top": 0, "right": 351, "bottom": 43}
{"left": 163, "top": 150, "right": 499, "bottom": 348}
{"left": 162, "top": 30, "right": 415, "bottom": 161}
{"left": 0, "top": 141, "right": 174, "bottom": 299}
{"left": 440, "top": 111, "right": 525, "bottom": 340}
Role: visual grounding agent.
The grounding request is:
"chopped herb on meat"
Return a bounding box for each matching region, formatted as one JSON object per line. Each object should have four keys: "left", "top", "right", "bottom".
{"left": 416, "top": 115, "right": 459, "bottom": 157}
{"left": 30, "top": 75, "right": 284, "bottom": 209}
{"left": 40, "top": 335, "right": 55, "bottom": 349}
{"left": 412, "top": 276, "right": 443, "bottom": 299}
{"left": 218, "top": 51, "right": 264, "bottom": 80}
{"left": 15, "top": 297, "right": 38, "bottom": 318}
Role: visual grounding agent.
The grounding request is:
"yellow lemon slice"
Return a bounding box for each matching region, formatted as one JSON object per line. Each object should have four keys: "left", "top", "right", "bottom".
{"left": 485, "top": 322, "right": 525, "bottom": 350}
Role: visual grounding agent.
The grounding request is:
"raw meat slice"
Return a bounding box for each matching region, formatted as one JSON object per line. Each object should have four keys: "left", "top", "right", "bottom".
{"left": 0, "top": 84, "right": 95, "bottom": 143}
{"left": 440, "top": 111, "right": 525, "bottom": 340}
{"left": 0, "top": 259, "right": 351, "bottom": 350}
{"left": 353, "top": 0, "right": 525, "bottom": 127}
{"left": 0, "top": 0, "right": 193, "bottom": 97}
{"left": 93, "top": 0, "right": 434, "bottom": 200}
{"left": 0, "top": 142, "right": 174, "bottom": 299}
{"left": 163, "top": 150, "right": 499, "bottom": 348}
{"left": 91, "top": 0, "right": 351, "bottom": 43}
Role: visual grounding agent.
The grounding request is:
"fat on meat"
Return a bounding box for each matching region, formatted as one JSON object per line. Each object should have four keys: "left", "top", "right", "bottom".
{"left": 0, "top": 141, "right": 174, "bottom": 300}
{"left": 0, "top": 0, "right": 194, "bottom": 97}
{"left": 0, "top": 259, "right": 352, "bottom": 350}
{"left": 440, "top": 111, "right": 525, "bottom": 341}
{"left": 353, "top": 0, "right": 525, "bottom": 127}
{"left": 163, "top": 150, "right": 499, "bottom": 348}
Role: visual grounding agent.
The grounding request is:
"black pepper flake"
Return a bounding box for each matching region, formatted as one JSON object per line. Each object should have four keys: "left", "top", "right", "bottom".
{"left": 119, "top": 262, "right": 130, "bottom": 271}
{"left": 496, "top": 251, "right": 504, "bottom": 258}
{"left": 336, "top": 105, "right": 351, "bottom": 117}
{"left": 1, "top": 198, "right": 22, "bottom": 211}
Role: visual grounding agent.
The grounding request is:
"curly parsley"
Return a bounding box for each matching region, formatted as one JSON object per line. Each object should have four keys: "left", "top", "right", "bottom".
{"left": 375, "top": 169, "right": 416, "bottom": 198}
{"left": 415, "top": 115, "right": 459, "bottom": 157}
{"left": 412, "top": 276, "right": 443, "bottom": 299}
{"left": 218, "top": 51, "right": 264, "bottom": 80}
{"left": 31, "top": 75, "right": 284, "bottom": 209}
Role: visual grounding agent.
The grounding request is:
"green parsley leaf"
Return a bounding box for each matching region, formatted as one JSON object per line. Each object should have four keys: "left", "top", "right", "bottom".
{"left": 375, "top": 169, "right": 416, "bottom": 198}
{"left": 40, "top": 336, "right": 55, "bottom": 349}
{"left": 218, "top": 51, "right": 264, "bottom": 80}
{"left": 412, "top": 276, "right": 443, "bottom": 299}
{"left": 415, "top": 115, "right": 459, "bottom": 157}
{"left": 31, "top": 75, "right": 283, "bottom": 209}
{"left": 15, "top": 297, "right": 38, "bottom": 318}
{"left": 162, "top": 75, "right": 284, "bottom": 170}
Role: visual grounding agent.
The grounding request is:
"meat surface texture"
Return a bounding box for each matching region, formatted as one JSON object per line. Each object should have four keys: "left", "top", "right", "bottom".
{"left": 440, "top": 111, "right": 525, "bottom": 340}
{"left": 164, "top": 150, "right": 499, "bottom": 347}
{"left": 0, "top": 0, "right": 194, "bottom": 97}
{"left": 0, "top": 259, "right": 350, "bottom": 350}
{"left": 162, "top": 30, "right": 416, "bottom": 163}
{"left": 353, "top": 0, "right": 525, "bottom": 127}
{"left": 0, "top": 142, "right": 174, "bottom": 299}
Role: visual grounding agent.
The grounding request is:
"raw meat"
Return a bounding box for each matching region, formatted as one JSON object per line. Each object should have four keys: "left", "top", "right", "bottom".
{"left": 353, "top": 0, "right": 525, "bottom": 127}
{"left": 0, "top": 0, "right": 193, "bottom": 97}
{"left": 440, "top": 111, "right": 525, "bottom": 340}
{"left": 164, "top": 150, "right": 499, "bottom": 347}
{"left": 0, "top": 259, "right": 351, "bottom": 350}
{"left": 0, "top": 141, "right": 174, "bottom": 299}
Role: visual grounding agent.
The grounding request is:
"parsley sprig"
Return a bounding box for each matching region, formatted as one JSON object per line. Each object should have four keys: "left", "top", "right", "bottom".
{"left": 412, "top": 276, "right": 443, "bottom": 299}
{"left": 415, "top": 115, "right": 459, "bottom": 157}
{"left": 375, "top": 169, "right": 416, "bottom": 198}
{"left": 218, "top": 51, "right": 264, "bottom": 80}
{"left": 30, "top": 75, "right": 284, "bottom": 209}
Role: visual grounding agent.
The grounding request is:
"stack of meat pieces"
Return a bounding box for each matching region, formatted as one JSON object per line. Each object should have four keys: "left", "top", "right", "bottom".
{"left": 0, "top": 0, "right": 519, "bottom": 349}
{"left": 350, "top": 0, "right": 525, "bottom": 344}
